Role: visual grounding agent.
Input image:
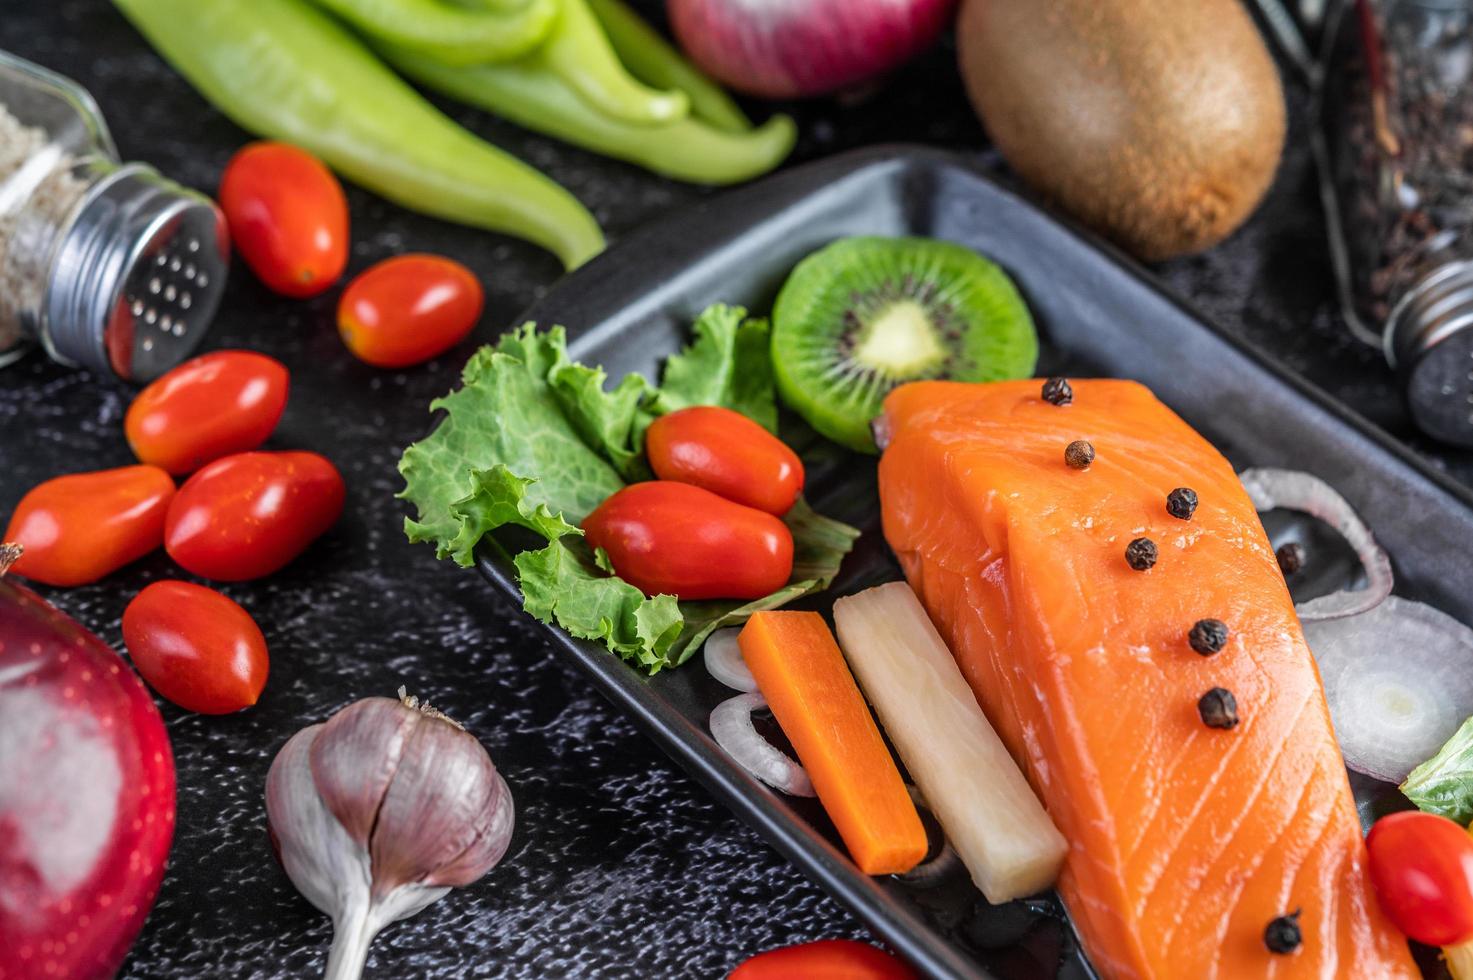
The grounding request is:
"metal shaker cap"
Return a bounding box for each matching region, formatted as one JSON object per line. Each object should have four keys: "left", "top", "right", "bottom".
{"left": 1386, "top": 260, "right": 1473, "bottom": 447}
{"left": 41, "top": 162, "right": 227, "bottom": 382}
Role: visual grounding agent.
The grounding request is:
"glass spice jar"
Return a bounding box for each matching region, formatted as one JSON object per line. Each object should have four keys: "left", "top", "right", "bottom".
{"left": 1320, "top": 0, "right": 1473, "bottom": 444}
{"left": 0, "top": 50, "right": 227, "bottom": 382}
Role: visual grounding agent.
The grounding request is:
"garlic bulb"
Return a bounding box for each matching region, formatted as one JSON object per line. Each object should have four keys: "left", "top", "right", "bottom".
{"left": 266, "top": 689, "right": 514, "bottom": 980}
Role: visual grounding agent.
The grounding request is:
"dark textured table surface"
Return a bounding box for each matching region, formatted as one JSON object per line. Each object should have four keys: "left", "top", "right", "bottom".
{"left": 4, "top": 4, "right": 1472, "bottom": 979}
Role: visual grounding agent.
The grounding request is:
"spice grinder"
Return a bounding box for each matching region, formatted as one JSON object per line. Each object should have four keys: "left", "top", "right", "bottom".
{"left": 0, "top": 50, "right": 227, "bottom": 383}
{"left": 1316, "top": 0, "right": 1473, "bottom": 445}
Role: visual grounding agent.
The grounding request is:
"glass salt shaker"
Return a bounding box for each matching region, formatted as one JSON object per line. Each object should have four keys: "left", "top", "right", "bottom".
{"left": 1320, "top": 0, "right": 1473, "bottom": 444}
{"left": 0, "top": 50, "right": 227, "bottom": 382}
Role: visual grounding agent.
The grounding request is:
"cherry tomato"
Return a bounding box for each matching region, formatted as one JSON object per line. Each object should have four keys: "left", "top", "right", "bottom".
{"left": 4, "top": 465, "right": 175, "bottom": 586}
{"left": 125, "top": 350, "right": 289, "bottom": 475}
{"left": 730, "top": 939, "right": 917, "bottom": 980}
{"left": 122, "top": 580, "right": 269, "bottom": 714}
{"left": 582, "top": 482, "right": 793, "bottom": 600}
{"left": 164, "top": 451, "right": 345, "bottom": 581}
{"left": 646, "top": 406, "right": 804, "bottom": 515}
{"left": 219, "top": 142, "right": 348, "bottom": 298}
{"left": 337, "top": 254, "right": 484, "bottom": 368}
{"left": 1367, "top": 810, "right": 1473, "bottom": 945}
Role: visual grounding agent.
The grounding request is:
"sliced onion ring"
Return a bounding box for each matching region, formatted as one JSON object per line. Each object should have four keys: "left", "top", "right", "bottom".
{"left": 1238, "top": 467, "right": 1392, "bottom": 621}
{"left": 709, "top": 693, "right": 815, "bottom": 797}
{"left": 703, "top": 628, "right": 756, "bottom": 692}
{"left": 1304, "top": 596, "right": 1473, "bottom": 783}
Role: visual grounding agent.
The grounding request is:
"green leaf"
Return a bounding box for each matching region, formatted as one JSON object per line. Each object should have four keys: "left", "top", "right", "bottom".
{"left": 547, "top": 354, "right": 651, "bottom": 481}
{"left": 516, "top": 539, "right": 684, "bottom": 671}
{"left": 638, "top": 304, "right": 778, "bottom": 444}
{"left": 399, "top": 325, "right": 625, "bottom": 565}
{"left": 1402, "top": 716, "right": 1473, "bottom": 824}
{"left": 441, "top": 466, "right": 582, "bottom": 566}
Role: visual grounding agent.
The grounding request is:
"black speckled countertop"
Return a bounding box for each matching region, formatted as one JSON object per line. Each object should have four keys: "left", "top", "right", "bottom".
{"left": 3, "top": 4, "right": 1471, "bottom": 978}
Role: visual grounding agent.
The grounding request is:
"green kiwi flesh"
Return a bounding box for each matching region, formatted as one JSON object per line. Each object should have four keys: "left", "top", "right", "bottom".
{"left": 771, "top": 236, "right": 1038, "bottom": 453}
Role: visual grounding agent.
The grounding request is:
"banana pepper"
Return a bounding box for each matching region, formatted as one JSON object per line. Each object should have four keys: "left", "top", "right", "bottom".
{"left": 114, "top": 0, "right": 604, "bottom": 269}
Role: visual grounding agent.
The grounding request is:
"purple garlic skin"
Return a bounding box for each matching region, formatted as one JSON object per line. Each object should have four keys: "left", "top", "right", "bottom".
{"left": 265, "top": 692, "right": 514, "bottom": 980}
{"left": 311, "top": 696, "right": 514, "bottom": 896}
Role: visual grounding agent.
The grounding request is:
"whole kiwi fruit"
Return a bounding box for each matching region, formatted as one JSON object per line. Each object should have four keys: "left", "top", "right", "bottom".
{"left": 956, "top": 0, "right": 1286, "bottom": 261}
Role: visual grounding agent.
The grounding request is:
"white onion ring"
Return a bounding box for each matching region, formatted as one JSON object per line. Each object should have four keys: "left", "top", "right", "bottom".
{"left": 1238, "top": 467, "right": 1393, "bottom": 621}
{"left": 709, "top": 693, "right": 815, "bottom": 797}
{"left": 703, "top": 628, "right": 756, "bottom": 692}
{"left": 1304, "top": 596, "right": 1473, "bottom": 783}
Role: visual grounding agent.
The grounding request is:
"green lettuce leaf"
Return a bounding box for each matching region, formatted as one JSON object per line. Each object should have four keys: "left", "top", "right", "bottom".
{"left": 636, "top": 304, "right": 779, "bottom": 444}
{"left": 516, "top": 539, "right": 684, "bottom": 669}
{"left": 1402, "top": 716, "right": 1473, "bottom": 824}
{"left": 398, "top": 308, "right": 860, "bottom": 671}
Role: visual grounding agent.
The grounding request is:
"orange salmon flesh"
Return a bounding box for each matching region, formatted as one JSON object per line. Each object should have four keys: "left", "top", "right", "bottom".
{"left": 877, "top": 379, "right": 1416, "bottom": 979}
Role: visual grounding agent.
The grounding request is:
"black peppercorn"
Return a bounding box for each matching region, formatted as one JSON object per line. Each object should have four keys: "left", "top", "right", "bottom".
{"left": 1198, "top": 687, "right": 1239, "bottom": 729}
{"left": 1276, "top": 542, "right": 1306, "bottom": 576}
{"left": 1065, "top": 439, "right": 1095, "bottom": 469}
{"left": 1166, "top": 487, "right": 1198, "bottom": 521}
{"left": 1264, "top": 910, "right": 1302, "bottom": 954}
{"left": 1124, "top": 537, "right": 1157, "bottom": 571}
{"left": 1041, "top": 377, "right": 1073, "bottom": 406}
{"left": 1189, "top": 618, "right": 1229, "bottom": 656}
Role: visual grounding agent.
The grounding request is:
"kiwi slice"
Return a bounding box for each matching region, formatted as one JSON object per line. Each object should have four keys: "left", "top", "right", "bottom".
{"left": 771, "top": 236, "right": 1038, "bottom": 453}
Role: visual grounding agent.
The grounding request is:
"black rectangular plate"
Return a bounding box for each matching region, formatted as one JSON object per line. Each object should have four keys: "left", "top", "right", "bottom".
{"left": 475, "top": 146, "right": 1473, "bottom": 979}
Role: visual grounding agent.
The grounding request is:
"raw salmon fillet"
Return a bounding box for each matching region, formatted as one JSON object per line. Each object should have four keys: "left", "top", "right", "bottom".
{"left": 877, "top": 379, "right": 1416, "bottom": 979}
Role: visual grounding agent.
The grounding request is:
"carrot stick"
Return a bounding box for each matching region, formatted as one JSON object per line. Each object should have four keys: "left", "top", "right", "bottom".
{"left": 737, "top": 610, "right": 926, "bottom": 875}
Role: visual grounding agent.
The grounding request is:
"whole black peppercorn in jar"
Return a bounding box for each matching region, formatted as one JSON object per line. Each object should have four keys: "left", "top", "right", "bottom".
{"left": 0, "top": 50, "right": 227, "bottom": 381}
{"left": 1319, "top": 0, "right": 1473, "bottom": 444}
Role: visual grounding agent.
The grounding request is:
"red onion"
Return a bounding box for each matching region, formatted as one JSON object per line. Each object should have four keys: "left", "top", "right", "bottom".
{"left": 666, "top": 0, "right": 959, "bottom": 100}
{"left": 0, "top": 543, "right": 176, "bottom": 980}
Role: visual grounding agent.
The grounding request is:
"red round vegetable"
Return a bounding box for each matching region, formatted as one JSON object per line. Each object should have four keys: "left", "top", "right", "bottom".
{"left": 729, "top": 939, "right": 918, "bottom": 979}
{"left": 126, "top": 349, "right": 290, "bottom": 474}
{"left": 667, "top": 0, "right": 956, "bottom": 100}
{"left": 1367, "top": 810, "right": 1473, "bottom": 946}
{"left": 219, "top": 141, "right": 349, "bottom": 298}
{"left": 123, "top": 580, "right": 270, "bottom": 714}
{"left": 0, "top": 544, "right": 176, "bottom": 980}
{"left": 582, "top": 481, "right": 793, "bottom": 600}
{"left": 164, "top": 450, "right": 345, "bottom": 581}
{"left": 337, "top": 254, "right": 484, "bottom": 368}
{"left": 645, "top": 406, "right": 804, "bottom": 515}
{"left": 3, "top": 464, "right": 175, "bottom": 586}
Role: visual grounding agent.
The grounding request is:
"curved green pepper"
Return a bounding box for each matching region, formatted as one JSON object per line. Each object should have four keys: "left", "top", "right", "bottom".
{"left": 305, "top": 0, "right": 558, "bottom": 66}
{"left": 382, "top": 45, "right": 796, "bottom": 185}
{"left": 115, "top": 0, "right": 603, "bottom": 269}
{"left": 585, "top": 0, "right": 749, "bottom": 133}
{"left": 533, "top": 0, "right": 688, "bottom": 126}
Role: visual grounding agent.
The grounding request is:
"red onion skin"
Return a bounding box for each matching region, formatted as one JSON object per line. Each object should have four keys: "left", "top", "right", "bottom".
{"left": 666, "top": 0, "right": 959, "bottom": 100}
{"left": 0, "top": 570, "right": 176, "bottom": 979}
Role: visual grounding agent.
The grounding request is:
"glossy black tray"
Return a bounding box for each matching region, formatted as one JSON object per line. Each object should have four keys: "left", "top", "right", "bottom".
{"left": 474, "top": 146, "right": 1473, "bottom": 979}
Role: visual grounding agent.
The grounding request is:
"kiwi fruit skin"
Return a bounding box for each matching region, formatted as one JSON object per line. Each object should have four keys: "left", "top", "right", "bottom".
{"left": 771, "top": 236, "right": 1038, "bottom": 454}
{"left": 956, "top": 0, "right": 1286, "bottom": 261}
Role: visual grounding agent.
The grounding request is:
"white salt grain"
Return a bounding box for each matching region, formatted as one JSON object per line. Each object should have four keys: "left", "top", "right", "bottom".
{"left": 0, "top": 102, "right": 89, "bottom": 353}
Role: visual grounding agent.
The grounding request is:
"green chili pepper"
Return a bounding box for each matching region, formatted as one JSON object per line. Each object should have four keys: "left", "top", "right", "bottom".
{"left": 114, "top": 0, "right": 603, "bottom": 269}
{"left": 304, "top": 0, "right": 558, "bottom": 66}
{"left": 532, "top": 0, "right": 688, "bottom": 126}
{"left": 381, "top": 46, "right": 795, "bottom": 185}
{"left": 585, "top": 0, "right": 749, "bottom": 133}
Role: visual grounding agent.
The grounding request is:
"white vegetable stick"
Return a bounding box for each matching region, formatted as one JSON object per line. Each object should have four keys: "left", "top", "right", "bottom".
{"left": 833, "top": 582, "right": 1067, "bottom": 903}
